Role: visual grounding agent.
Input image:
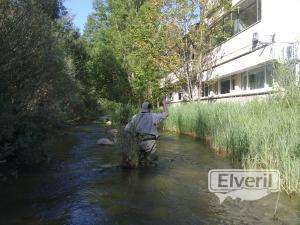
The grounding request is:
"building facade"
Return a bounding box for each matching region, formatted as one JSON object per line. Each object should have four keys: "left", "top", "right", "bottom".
{"left": 165, "top": 0, "right": 300, "bottom": 103}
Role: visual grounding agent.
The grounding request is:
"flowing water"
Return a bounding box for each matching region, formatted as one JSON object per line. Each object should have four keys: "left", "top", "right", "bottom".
{"left": 0, "top": 123, "right": 299, "bottom": 225}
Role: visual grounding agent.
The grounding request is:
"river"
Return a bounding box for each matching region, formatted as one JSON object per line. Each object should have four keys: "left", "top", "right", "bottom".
{"left": 0, "top": 123, "right": 299, "bottom": 225}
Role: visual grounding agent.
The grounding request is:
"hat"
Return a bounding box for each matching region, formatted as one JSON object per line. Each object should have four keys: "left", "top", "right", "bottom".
{"left": 141, "top": 102, "right": 151, "bottom": 113}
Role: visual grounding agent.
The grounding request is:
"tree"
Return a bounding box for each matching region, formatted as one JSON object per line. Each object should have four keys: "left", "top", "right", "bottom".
{"left": 0, "top": 0, "right": 95, "bottom": 163}
{"left": 84, "top": 0, "right": 135, "bottom": 103}
{"left": 154, "top": 0, "right": 232, "bottom": 101}
{"left": 121, "top": 0, "right": 232, "bottom": 102}
{"left": 125, "top": 0, "right": 165, "bottom": 104}
{"left": 83, "top": 0, "right": 232, "bottom": 105}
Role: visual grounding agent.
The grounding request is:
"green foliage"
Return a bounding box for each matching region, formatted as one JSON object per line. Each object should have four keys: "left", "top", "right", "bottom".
{"left": 111, "top": 104, "right": 137, "bottom": 125}
{"left": 272, "top": 61, "right": 300, "bottom": 107}
{"left": 87, "top": 44, "right": 132, "bottom": 102}
{"left": 0, "top": 0, "right": 98, "bottom": 164}
{"left": 164, "top": 101, "right": 300, "bottom": 194}
{"left": 98, "top": 98, "right": 137, "bottom": 125}
{"left": 84, "top": 0, "right": 135, "bottom": 104}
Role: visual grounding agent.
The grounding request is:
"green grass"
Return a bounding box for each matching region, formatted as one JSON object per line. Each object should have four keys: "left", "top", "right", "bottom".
{"left": 163, "top": 100, "right": 300, "bottom": 194}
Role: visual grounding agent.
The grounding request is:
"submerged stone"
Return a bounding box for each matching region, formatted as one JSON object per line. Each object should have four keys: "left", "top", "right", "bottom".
{"left": 107, "top": 129, "right": 118, "bottom": 136}
{"left": 96, "top": 138, "right": 114, "bottom": 145}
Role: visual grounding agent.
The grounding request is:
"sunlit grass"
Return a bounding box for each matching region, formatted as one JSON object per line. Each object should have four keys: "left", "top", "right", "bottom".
{"left": 163, "top": 101, "right": 300, "bottom": 194}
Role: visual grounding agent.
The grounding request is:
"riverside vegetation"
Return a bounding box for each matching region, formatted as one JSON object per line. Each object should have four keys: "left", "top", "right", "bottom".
{"left": 163, "top": 67, "right": 300, "bottom": 194}
{"left": 163, "top": 100, "right": 299, "bottom": 194}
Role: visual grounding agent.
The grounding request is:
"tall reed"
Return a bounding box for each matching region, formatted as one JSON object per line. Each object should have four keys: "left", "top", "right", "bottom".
{"left": 164, "top": 101, "right": 300, "bottom": 194}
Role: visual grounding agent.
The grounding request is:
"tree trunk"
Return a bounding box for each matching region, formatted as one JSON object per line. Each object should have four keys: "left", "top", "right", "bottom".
{"left": 183, "top": 38, "right": 193, "bottom": 101}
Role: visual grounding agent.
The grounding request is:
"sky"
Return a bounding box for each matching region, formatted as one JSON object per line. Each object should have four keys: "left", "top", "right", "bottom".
{"left": 63, "top": 0, "right": 94, "bottom": 34}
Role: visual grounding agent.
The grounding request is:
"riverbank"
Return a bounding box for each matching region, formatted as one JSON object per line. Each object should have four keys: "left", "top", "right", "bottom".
{"left": 163, "top": 100, "right": 300, "bottom": 194}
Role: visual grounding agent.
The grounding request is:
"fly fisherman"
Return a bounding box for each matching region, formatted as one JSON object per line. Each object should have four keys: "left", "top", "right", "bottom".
{"left": 125, "top": 99, "right": 169, "bottom": 166}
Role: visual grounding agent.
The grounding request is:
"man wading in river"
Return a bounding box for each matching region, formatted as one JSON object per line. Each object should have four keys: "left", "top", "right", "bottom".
{"left": 125, "top": 99, "right": 168, "bottom": 166}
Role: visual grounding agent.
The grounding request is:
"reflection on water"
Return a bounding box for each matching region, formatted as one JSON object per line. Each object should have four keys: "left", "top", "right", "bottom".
{"left": 0, "top": 124, "right": 299, "bottom": 225}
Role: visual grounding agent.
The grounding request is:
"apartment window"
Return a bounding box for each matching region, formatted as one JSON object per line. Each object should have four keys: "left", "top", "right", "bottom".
{"left": 232, "top": 77, "right": 236, "bottom": 90}
{"left": 220, "top": 79, "right": 230, "bottom": 94}
{"left": 210, "top": 0, "right": 261, "bottom": 47}
{"left": 202, "top": 83, "right": 209, "bottom": 97}
{"left": 241, "top": 72, "right": 247, "bottom": 90}
{"left": 233, "top": 0, "right": 261, "bottom": 34}
{"left": 249, "top": 67, "right": 265, "bottom": 90}
{"left": 266, "top": 64, "right": 273, "bottom": 87}
{"left": 224, "top": 13, "right": 234, "bottom": 37}
{"left": 213, "top": 82, "right": 218, "bottom": 95}
{"left": 178, "top": 93, "right": 182, "bottom": 100}
{"left": 210, "top": 20, "right": 227, "bottom": 47}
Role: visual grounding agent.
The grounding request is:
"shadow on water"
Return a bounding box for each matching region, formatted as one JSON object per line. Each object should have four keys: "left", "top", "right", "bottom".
{"left": 0, "top": 123, "right": 299, "bottom": 225}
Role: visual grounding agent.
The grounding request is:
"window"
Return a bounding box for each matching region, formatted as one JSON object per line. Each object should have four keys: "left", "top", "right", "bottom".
{"left": 210, "top": 20, "right": 227, "bottom": 47}
{"left": 202, "top": 83, "right": 209, "bottom": 97}
{"left": 209, "top": 0, "right": 261, "bottom": 47}
{"left": 224, "top": 13, "right": 234, "bottom": 37}
{"left": 234, "top": 0, "right": 261, "bottom": 34}
{"left": 266, "top": 64, "right": 273, "bottom": 87}
{"left": 232, "top": 77, "right": 236, "bottom": 90}
{"left": 248, "top": 67, "right": 265, "bottom": 90}
{"left": 220, "top": 79, "right": 231, "bottom": 94}
{"left": 178, "top": 93, "right": 182, "bottom": 100}
{"left": 214, "top": 64, "right": 273, "bottom": 95}
{"left": 213, "top": 82, "right": 218, "bottom": 95}
{"left": 241, "top": 72, "right": 247, "bottom": 90}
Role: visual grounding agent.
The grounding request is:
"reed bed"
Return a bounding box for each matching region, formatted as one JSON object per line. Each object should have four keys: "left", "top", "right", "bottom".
{"left": 163, "top": 101, "right": 300, "bottom": 194}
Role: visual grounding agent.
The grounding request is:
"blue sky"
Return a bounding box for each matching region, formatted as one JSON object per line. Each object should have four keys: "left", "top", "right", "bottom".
{"left": 64, "top": 0, "right": 94, "bottom": 33}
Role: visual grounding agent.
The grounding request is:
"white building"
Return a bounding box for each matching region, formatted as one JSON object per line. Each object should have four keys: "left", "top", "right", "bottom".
{"left": 165, "top": 0, "right": 300, "bottom": 103}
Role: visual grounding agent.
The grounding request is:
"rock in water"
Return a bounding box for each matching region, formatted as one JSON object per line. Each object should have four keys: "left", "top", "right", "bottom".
{"left": 96, "top": 138, "right": 114, "bottom": 145}
{"left": 107, "top": 129, "right": 118, "bottom": 137}
{"left": 106, "top": 121, "right": 112, "bottom": 126}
